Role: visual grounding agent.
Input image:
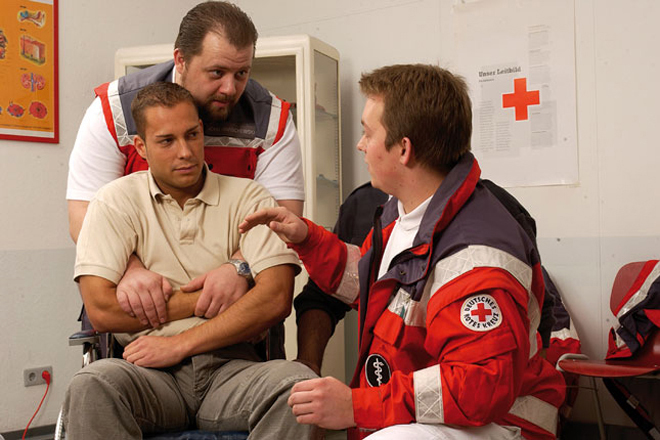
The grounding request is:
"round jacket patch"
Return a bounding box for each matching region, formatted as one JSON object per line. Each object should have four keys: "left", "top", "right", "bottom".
{"left": 365, "top": 353, "right": 391, "bottom": 387}
{"left": 461, "top": 294, "right": 502, "bottom": 332}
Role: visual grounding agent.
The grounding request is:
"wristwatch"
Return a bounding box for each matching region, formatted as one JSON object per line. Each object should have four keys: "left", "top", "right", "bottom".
{"left": 228, "top": 259, "right": 254, "bottom": 286}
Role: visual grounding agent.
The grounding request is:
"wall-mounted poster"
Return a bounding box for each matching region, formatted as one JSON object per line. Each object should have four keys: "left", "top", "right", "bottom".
{"left": 0, "top": 0, "right": 58, "bottom": 143}
{"left": 452, "top": 0, "right": 577, "bottom": 187}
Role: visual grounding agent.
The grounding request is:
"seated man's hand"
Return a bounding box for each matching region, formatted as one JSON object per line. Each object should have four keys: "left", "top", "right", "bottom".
{"left": 239, "top": 206, "right": 308, "bottom": 244}
{"left": 117, "top": 261, "right": 173, "bottom": 328}
{"left": 123, "top": 335, "right": 186, "bottom": 369}
{"left": 180, "top": 264, "right": 250, "bottom": 318}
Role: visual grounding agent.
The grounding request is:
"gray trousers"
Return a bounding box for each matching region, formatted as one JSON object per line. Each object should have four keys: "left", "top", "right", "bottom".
{"left": 62, "top": 353, "right": 317, "bottom": 439}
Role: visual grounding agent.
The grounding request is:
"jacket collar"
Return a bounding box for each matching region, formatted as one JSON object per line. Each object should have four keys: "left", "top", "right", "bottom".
{"left": 379, "top": 152, "right": 481, "bottom": 259}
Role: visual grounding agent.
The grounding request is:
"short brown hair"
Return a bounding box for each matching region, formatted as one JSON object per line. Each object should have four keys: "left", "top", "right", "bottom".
{"left": 175, "top": 1, "right": 258, "bottom": 61}
{"left": 359, "top": 64, "right": 472, "bottom": 172}
{"left": 131, "top": 82, "right": 197, "bottom": 139}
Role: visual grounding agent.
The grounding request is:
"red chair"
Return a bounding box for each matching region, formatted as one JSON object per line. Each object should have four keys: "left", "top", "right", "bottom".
{"left": 557, "top": 262, "right": 660, "bottom": 440}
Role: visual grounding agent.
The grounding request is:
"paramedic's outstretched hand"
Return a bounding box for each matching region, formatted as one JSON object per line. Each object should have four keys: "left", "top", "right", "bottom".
{"left": 117, "top": 254, "right": 173, "bottom": 328}
{"left": 288, "top": 376, "right": 356, "bottom": 430}
{"left": 179, "top": 264, "right": 249, "bottom": 318}
{"left": 239, "top": 207, "right": 308, "bottom": 244}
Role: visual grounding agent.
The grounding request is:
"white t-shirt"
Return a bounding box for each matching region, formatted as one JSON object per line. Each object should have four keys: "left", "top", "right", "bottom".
{"left": 377, "top": 196, "right": 433, "bottom": 280}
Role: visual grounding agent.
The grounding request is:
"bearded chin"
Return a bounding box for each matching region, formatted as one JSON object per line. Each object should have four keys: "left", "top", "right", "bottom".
{"left": 198, "top": 102, "right": 232, "bottom": 123}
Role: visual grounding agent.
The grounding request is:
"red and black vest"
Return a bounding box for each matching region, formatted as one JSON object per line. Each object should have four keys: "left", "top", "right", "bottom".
{"left": 94, "top": 60, "right": 290, "bottom": 178}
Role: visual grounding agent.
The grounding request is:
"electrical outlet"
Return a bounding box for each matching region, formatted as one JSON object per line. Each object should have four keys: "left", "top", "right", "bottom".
{"left": 23, "top": 366, "right": 52, "bottom": 387}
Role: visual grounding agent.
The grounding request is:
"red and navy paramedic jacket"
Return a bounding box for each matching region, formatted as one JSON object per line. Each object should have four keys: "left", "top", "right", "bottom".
{"left": 94, "top": 60, "right": 290, "bottom": 178}
{"left": 291, "top": 153, "right": 566, "bottom": 439}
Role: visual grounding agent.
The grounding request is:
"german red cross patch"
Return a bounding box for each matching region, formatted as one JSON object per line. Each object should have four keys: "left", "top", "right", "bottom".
{"left": 460, "top": 294, "right": 502, "bottom": 332}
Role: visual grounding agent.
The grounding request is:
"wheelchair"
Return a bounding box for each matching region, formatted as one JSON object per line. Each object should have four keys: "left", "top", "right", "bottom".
{"left": 53, "top": 311, "right": 288, "bottom": 440}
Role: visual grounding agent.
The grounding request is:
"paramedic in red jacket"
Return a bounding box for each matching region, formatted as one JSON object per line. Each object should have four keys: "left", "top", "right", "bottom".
{"left": 240, "top": 64, "right": 565, "bottom": 439}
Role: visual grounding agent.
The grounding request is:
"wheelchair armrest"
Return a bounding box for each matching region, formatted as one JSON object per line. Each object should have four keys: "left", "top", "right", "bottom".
{"left": 69, "top": 329, "right": 100, "bottom": 346}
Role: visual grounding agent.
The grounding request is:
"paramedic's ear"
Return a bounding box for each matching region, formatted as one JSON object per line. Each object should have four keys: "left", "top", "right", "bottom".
{"left": 399, "top": 136, "right": 413, "bottom": 166}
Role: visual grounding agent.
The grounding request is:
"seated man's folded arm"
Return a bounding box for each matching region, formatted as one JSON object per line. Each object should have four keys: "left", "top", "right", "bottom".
{"left": 167, "top": 263, "right": 295, "bottom": 358}
{"left": 79, "top": 275, "right": 200, "bottom": 333}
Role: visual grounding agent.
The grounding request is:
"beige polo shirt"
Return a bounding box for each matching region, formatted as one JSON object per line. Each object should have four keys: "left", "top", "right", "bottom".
{"left": 75, "top": 168, "right": 300, "bottom": 345}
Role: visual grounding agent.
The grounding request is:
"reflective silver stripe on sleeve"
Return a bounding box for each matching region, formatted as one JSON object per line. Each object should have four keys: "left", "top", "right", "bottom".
{"left": 331, "top": 243, "right": 361, "bottom": 305}
{"left": 106, "top": 80, "right": 132, "bottom": 147}
{"left": 429, "top": 245, "right": 540, "bottom": 357}
{"left": 413, "top": 364, "right": 444, "bottom": 424}
{"left": 430, "top": 245, "right": 532, "bottom": 293}
{"left": 613, "top": 261, "right": 660, "bottom": 349}
{"left": 508, "top": 395, "right": 558, "bottom": 435}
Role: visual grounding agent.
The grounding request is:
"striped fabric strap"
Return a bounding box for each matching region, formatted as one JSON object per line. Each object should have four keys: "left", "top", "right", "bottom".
{"left": 106, "top": 80, "right": 132, "bottom": 147}
{"left": 413, "top": 364, "right": 444, "bottom": 424}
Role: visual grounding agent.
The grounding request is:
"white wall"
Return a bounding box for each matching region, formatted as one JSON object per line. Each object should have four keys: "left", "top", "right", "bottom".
{"left": 234, "top": 0, "right": 446, "bottom": 196}
{"left": 2, "top": 0, "right": 659, "bottom": 432}
{"left": 512, "top": 0, "right": 660, "bottom": 425}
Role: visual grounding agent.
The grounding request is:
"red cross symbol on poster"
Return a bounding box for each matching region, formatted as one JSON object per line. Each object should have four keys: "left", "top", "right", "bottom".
{"left": 502, "top": 77, "right": 540, "bottom": 121}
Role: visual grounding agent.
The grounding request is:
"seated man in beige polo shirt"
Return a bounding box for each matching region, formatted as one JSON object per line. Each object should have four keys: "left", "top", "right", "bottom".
{"left": 61, "top": 81, "right": 316, "bottom": 440}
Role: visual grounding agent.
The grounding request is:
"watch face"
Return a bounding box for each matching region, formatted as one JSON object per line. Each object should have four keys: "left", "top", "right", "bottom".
{"left": 229, "top": 259, "right": 252, "bottom": 278}
{"left": 237, "top": 262, "right": 250, "bottom": 276}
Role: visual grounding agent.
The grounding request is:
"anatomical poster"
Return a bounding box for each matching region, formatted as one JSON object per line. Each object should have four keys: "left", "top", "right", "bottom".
{"left": 0, "top": 0, "right": 58, "bottom": 143}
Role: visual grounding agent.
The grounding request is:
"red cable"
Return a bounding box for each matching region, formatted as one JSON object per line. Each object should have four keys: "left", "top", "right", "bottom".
{"left": 22, "top": 370, "right": 51, "bottom": 440}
